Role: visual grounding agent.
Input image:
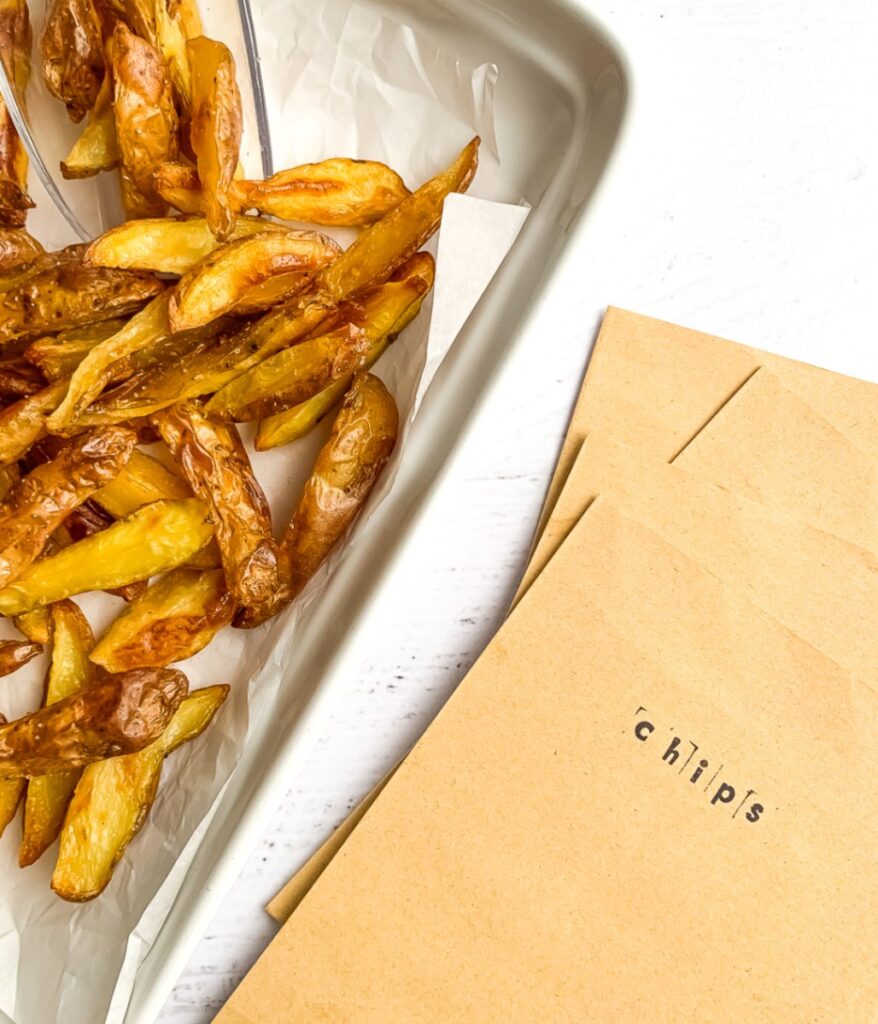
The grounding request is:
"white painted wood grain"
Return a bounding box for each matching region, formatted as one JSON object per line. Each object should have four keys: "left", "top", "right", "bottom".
{"left": 159, "top": 0, "right": 878, "bottom": 1017}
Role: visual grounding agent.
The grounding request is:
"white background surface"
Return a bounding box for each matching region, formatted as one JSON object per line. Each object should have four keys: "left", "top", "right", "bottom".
{"left": 161, "top": 0, "right": 878, "bottom": 1017}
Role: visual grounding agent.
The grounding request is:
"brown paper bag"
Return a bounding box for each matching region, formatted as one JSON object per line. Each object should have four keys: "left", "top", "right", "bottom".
{"left": 542, "top": 306, "right": 878, "bottom": 525}
{"left": 216, "top": 499, "right": 878, "bottom": 1023}
{"left": 516, "top": 433, "right": 878, "bottom": 681}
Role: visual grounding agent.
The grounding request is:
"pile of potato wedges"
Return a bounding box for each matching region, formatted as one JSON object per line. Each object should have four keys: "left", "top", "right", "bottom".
{"left": 0, "top": 0, "right": 479, "bottom": 902}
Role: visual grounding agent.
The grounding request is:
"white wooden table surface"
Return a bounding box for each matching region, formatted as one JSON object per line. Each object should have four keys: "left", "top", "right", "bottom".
{"left": 160, "top": 0, "right": 878, "bottom": 1017}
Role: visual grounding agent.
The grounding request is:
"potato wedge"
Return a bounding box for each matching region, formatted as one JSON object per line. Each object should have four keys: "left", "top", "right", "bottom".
{"left": 92, "top": 567, "right": 233, "bottom": 671}
{"left": 0, "top": 258, "right": 164, "bottom": 346}
{"left": 187, "top": 36, "right": 241, "bottom": 240}
{"left": 153, "top": 160, "right": 202, "bottom": 214}
{"left": 64, "top": 501, "right": 149, "bottom": 602}
{"left": 0, "top": 460, "right": 18, "bottom": 499}
{"left": 153, "top": 0, "right": 202, "bottom": 110}
{"left": 210, "top": 252, "right": 434, "bottom": 424}
{"left": 0, "top": 773, "right": 24, "bottom": 837}
{"left": 0, "top": 666, "right": 187, "bottom": 779}
{"left": 0, "top": 427, "right": 137, "bottom": 589}
{"left": 0, "top": 498, "right": 215, "bottom": 615}
{"left": 0, "top": 638, "right": 42, "bottom": 676}
{"left": 78, "top": 141, "right": 478, "bottom": 422}
{"left": 47, "top": 294, "right": 171, "bottom": 430}
{"left": 13, "top": 605, "right": 51, "bottom": 644}
{"left": 85, "top": 215, "right": 287, "bottom": 275}
{"left": 93, "top": 447, "right": 190, "bottom": 516}
{"left": 0, "top": 227, "right": 43, "bottom": 274}
{"left": 0, "top": 0, "right": 33, "bottom": 227}
{"left": 111, "top": 22, "right": 178, "bottom": 217}
{"left": 206, "top": 323, "right": 368, "bottom": 422}
{"left": 52, "top": 683, "right": 228, "bottom": 900}
{"left": 0, "top": 356, "right": 45, "bottom": 401}
{"left": 40, "top": 0, "right": 104, "bottom": 123}
{"left": 19, "top": 600, "right": 93, "bottom": 866}
{"left": 239, "top": 373, "right": 398, "bottom": 627}
{"left": 234, "top": 158, "right": 409, "bottom": 226}
{"left": 60, "top": 73, "right": 120, "bottom": 180}
{"left": 0, "top": 381, "right": 67, "bottom": 466}
{"left": 169, "top": 230, "right": 341, "bottom": 332}
{"left": 154, "top": 404, "right": 278, "bottom": 609}
{"left": 24, "top": 320, "right": 128, "bottom": 382}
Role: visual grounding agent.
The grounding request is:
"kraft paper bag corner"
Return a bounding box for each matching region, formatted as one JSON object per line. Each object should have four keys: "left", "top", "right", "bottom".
{"left": 541, "top": 305, "right": 878, "bottom": 527}
{"left": 215, "top": 498, "right": 878, "bottom": 1023}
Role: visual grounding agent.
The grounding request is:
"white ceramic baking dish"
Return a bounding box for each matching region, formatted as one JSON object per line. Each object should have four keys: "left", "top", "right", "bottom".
{"left": 0, "top": 0, "right": 632, "bottom": 1019}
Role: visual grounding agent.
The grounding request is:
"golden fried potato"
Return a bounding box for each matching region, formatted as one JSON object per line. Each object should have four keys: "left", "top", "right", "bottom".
{"left": 76, "top": 140, "right": 478, "bottom": 421}
{"left": 13, "top": 605, "right": 52, "bottom": 644}
{"left": 153, "top": 0, "right": 202, "bottom": 110}
{"left": 0, "top": 426, "right": 136, "bottom": 588}
{"left": 0, "top": 356, "right": 45, "bottom": 402}
{"left": 0, "top": 460, "right": 17, "bottom": 499}
{"left": 92, "top": 567, "right": 233, "bottom": 671}
{"left": 0, "top": 381, "right": 67, "bottom": 466}
{"left": 24, "top": 320, "right": 128, "bottom": 382}
{"left": 111, "top": 22, "right": 178, "bottom": 217}
{"left": 0, "top": 498, "right": 215, "bottom": 615}
{"left": 239, "top": 373, "right": 398, "bottom": 627}
{"left": 86, "top": 215, "right": 287, "bottom": 275}
{"left": 0, "top": 773, "right": 23, "bottom": 837}
{"left": 0, "top": 638, "right": 43, "bottom": 676}
{"left": 60, "top": 73, "right": 120, "bottom": 179}
{"left": 211, "top": 252, "right": 434, "bottom": 425}
{"left": 0, "top": 665, "right": 187, "bottom": 779}
{"left": 52, "top": 683, "right": 227, "bottom": 900}
{"left": 0, "top": 0, "right": 33, "bottom": 226}
{"left": 0, "top": 258, "right": 164, "bottom": 346}
{"left": 187, "top": 36, "right": 241, "bottom": 240}
{"left": 153, "top": 160, "right": 202, "bottom": 214}
{"left": 63, "top": 501, "right": 149, "bottom": 602}
{"left": 93, "top": 447, "right": 190, "bottom": 516}
{"left": 154, "top": 404, "right": 278, "bottom": 609}
{"left": 169, "top": 230, "right": 341, "bottom": 331}
{"left": 19, "top": 600, "right": 93, "bottom": 866}
{"left": 0, "top": 228, "right": 43, "bottom": 274}
{"left": 234, "top": 158, "right": 409, "bottom": 226}
{"left": 206, "top": 323, "right": 368, "bottom": 423}
{"left": 40, "top": 0, "right": 104, "bottom": 123}
{"left": 47, "top": 294, "right": 171, "bottom": 430}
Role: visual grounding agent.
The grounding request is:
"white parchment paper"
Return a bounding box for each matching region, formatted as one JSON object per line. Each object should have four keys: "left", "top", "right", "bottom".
{"left": 0, "top": 2, "right": 528, "bottom": 1022}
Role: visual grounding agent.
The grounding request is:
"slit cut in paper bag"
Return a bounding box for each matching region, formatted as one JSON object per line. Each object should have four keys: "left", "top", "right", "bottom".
{"left": 220, "top": 499, "right": 878, "bottom": 1023}
{"left": 540, "top": 306, "right": 878, "bottom": 528}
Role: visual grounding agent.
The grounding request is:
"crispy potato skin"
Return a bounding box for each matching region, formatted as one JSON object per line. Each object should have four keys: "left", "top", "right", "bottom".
{"left": 40, "top": 0, "right": 104, "bottom": 123}
{"left": 24, "top": 319, "right": 129, "bottom": 382}
{"left": 85, "top": 215, "right": 287, "bottom": 275}
{"left": 153, "top": 160, "right": 202, "bottom": 214}
{"left": 0, "top": 666, "right": 188, "bottom": 779}
{"left": 208, "top": 323, "right": 370, "bottom": 422}
{"left": 187, "top": 36, "right": 241, "bottom": 240}
{"left": 0, "top": 0, "right": 33, "bottom": 226}
{"left": 111, "top": 22, "right": 179, "bottom": 217}
{"left": 154, "top": 403, "right": 278, "bottom": 609}
{"left": 82, "top": 139, "right": 478, "bottom": 417}
{"left": 0, "top": 638, "right": 43, "bottom": 676}
{"left": 0, "top": 256, "right": 164, "bottom": 346}
{"left": 52, "top": 684, "right": 227, "bottom": 901}
{"left": 0, "top": 356, "right": 46, "bottom": 402}
{"left": 19, "top": 600, "right": 94, "bottom": 866}
{"left": 239, "top": 373, "right": 398, "bottom": 627}
{"left": 234, "top": 158, "right": 410, "bottom": 226}
{"left": 168, "top": 230, "right": 341, "bottom": 332}
{"left": 60, "top": 73, "right": 120, "bottom": 180}
{"left": 0, "top": 498, "right": 216, "bottom": 614}
{"left": 92, "top": 567, "right": 234, "bottom": 671}
{"left": 0, "top": 381, "right": 68, "bottom": 466}
{"left": 215, "top": 253, "right": 434, "bottom": 427}
{"left": 0, "top": 228, "right": 42, "bottom": 274}
{"left": 0, "top": 426, "right": 137, "bottom": 589}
